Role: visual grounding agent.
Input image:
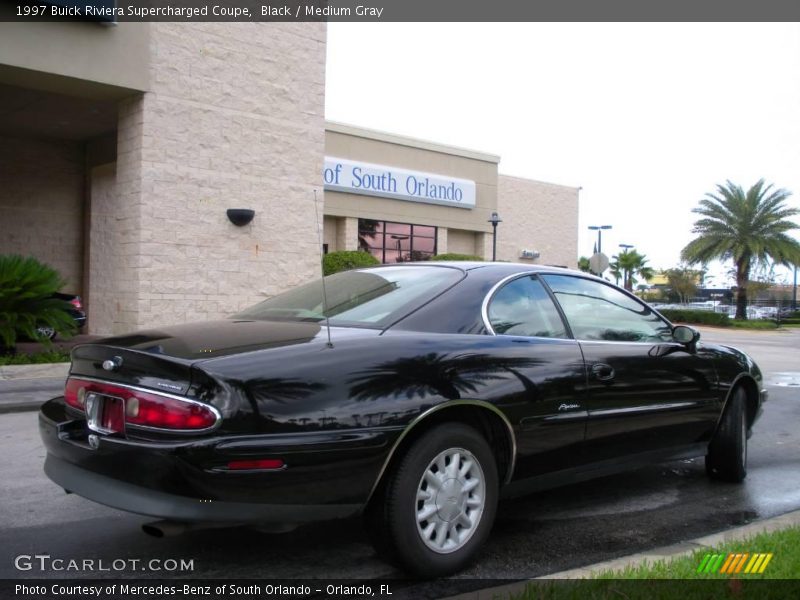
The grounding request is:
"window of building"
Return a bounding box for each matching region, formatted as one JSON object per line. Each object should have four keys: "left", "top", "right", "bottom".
{"left": 358, "top": 219, "right": 437, "bottom": 264}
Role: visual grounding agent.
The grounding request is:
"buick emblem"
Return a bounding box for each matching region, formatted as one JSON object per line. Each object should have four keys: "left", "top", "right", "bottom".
{"left": 102, "top": 356, "right": 123, "bottom": 371}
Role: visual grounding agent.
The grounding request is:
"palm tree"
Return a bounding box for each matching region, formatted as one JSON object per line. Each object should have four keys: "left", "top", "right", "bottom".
{"left": 0, "top": 254, "right": 76, "bottom": 351}
{"left": 610, "top": 249, "right": 654, "bottom": 291}
{"left": 608, "top": 258, "right": 622, "bottom": 286}
{"left": 681, "top": 180, "right": 800, "bottom": 320}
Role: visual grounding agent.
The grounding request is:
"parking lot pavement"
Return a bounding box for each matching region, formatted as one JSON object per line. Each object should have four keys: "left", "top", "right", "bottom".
{"left": 0, "top": 377, "right": 65, "bottom": 414}
{"left": 0, "top": 362, "right": 68, "bottom": 413}
{"left": 695, "top": 325, "right": 800, "bottom": 376}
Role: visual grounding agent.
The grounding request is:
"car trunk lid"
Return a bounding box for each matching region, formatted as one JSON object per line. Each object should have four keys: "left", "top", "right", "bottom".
{"left": 68, "top": 319, "right": 349, "bottom": 395}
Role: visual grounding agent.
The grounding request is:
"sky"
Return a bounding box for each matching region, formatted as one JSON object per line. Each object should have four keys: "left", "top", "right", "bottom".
{"left": 324, "top": 23, "right": 800, "bottom": 287}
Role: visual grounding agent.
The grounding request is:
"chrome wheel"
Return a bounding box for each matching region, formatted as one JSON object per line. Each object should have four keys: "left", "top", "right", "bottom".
{"left": 415, "top": 447, "right": 485, "bottom": 554}
{"left": 36, "top": 326, "right": 56, "bottom": 341}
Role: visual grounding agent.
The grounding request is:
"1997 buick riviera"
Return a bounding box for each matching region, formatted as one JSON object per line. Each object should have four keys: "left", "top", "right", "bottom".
{"left": 39, "top": 263, "right": 765, "bottom": 576}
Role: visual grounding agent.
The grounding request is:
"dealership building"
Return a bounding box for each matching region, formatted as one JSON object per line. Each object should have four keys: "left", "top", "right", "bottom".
{"left": 0, "top": 22, "right": 579, "bottom": 336}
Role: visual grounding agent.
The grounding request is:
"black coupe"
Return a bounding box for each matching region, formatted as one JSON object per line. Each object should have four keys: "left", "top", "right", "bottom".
{"left": 39, "top": 263, "right": 765, "bottom": 576}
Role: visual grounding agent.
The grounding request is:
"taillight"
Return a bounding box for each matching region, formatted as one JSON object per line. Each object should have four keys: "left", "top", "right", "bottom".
{"left": 70, "top": 297, "right": 83, "bottom": 310}
{"left": 64, "top": 378, "right": 87, "bottom": 410}
{"left": 63, "top": 377, "right": 218, "bottom": 431}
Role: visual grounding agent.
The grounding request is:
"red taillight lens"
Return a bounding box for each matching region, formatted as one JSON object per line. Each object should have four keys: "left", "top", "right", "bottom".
{"left": 70, "top": 297, "right": 83, "bottom": 310}
{"left": 63, "top": 377, "right": 217, "bottom": 431}
{"left": 227, "top": 459, "right": 285, "bottom": 471}
{"left": 64, "top": 378, "right": 87, "bottom": 410}
{"left": 125, "top": 393, "right": 216, "bottom": 430}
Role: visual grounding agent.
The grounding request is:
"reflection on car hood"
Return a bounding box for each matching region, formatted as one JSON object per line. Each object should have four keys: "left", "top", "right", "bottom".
{"left": 97, "top": 319, "right": 378, "bottom": 360}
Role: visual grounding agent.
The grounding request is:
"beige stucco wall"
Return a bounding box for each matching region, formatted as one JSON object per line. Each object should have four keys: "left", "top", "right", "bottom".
{"left": 497, "top": 175, "right": 579, "bottom": 268}
{"left": 447, "top": 229, "right": 479, "bottom": 256}
{"left": 0, "top": 22, "right": 149, "bottom": 97}
{"left": 324, "top": 124, "right": 499, "bottom": 237}
{"left": 0, "top": 136, "right": 84, "bottom": 292}
{"left": 322, "top": 215, "right": 338, "bottom": 251}
{"left": 100, "top": 23, "right": 326, "bottom": 334}
{"left": 87, "top": 162, "right": 134, "bottom": 334}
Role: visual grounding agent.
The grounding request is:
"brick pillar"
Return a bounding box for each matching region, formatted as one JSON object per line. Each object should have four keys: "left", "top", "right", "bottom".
{"left": 436, "top": 228, "right": 448, "bottom": 255}
{"left": 96, "top": 24, "right": 327, "bottom": 333}
{"left": 339, "top": 217, "right": 360, "bottom": 251}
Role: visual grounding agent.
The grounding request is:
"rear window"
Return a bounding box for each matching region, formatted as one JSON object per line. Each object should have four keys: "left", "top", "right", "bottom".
{"left": 234, "top": 266, "right": 463, "bottom": 328}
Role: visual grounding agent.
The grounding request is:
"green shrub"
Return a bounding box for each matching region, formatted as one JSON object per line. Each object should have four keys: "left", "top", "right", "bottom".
{"left": 731, "top": 320, "right": 777, "bottom": 330}
{"left": 658, "top": 308, "right": 730, "bottom": 327}
{"left": 0, "top": 255, "right": 76, "bottom": 350}
{"left": 0, "top": 349, "right": 71, "bottom": 366}
{"left": 430, "top": 253, "right": 484, "bottom": 262}
{"left": 322, "top": 250, "right": 380, "bottom": 276}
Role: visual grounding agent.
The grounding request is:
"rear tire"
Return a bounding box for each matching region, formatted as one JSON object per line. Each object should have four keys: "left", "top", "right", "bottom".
{"left": 705, "top": 386, "right": 748, "bottom": 482}
{"left": 365, "top": 423, "right": 498, "bottom": 577}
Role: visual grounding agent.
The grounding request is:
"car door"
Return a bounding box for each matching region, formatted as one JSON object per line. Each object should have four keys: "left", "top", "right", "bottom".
{"left": 484, "top": 274, "right": 588, "bottom": 479}
{"left": 541, "top": 274, "right": 719, "bottom": 462}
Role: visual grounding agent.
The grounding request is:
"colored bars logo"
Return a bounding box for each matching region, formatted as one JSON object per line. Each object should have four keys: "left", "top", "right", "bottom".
{"left": 697, "top": 552, "right": 773, "bottom": 575}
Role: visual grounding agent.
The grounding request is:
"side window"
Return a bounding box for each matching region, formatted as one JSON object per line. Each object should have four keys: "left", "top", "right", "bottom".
{"left": 542, "top": 275, "right": 671, "bottom": 342}
{"left": 488, "top": 276, "right": 568, "bottom": 338}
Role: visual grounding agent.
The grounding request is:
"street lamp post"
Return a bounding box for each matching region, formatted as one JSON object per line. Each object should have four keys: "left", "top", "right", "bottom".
{"left": 793, "top": 265, "right": 798, "bottom": 311}
{"left": 588, "top": 225, "right": 612, "bottom": 254}
{"left": 488, "top": 212, "right": 502, "bottom": 261}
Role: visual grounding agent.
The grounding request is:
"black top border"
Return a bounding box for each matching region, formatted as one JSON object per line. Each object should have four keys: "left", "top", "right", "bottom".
{"left": 2, "top": 0, "right": 800, "bottom": 22}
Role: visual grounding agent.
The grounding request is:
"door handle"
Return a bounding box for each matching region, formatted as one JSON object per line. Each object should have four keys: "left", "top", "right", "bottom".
{"left": 591, "top": 363, "right": 615, "bottom": 381}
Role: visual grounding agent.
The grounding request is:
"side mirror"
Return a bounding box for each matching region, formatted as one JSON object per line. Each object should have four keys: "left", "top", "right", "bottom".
{"left": 673, "top": 325, "right": 700, "bottom": 345}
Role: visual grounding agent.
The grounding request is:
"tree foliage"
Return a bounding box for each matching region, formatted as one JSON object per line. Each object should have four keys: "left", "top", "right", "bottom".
{"left": 0, "top": 255, "right": 76, "bottom": 350}
{"left": 430, "top": 253, "right": 483, "bottom": 262}
{"left": 663, "top": 265, "right": 701, "bottom": 304}
{"left": 610, "top": 249, "right": 654, "bottom": 290}
{"left": 681, "top": 179, "right": 800, "bottom": 319}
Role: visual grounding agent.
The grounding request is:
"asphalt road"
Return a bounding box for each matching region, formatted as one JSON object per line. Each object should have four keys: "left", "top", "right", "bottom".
{"left": 1, "top": 327, "right": 798, "bottom": 598}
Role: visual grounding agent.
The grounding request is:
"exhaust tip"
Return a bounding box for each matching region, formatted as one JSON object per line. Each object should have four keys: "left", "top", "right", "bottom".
{"left": 141, "top": 523, "right": 166, "bottom": 538}
{"left": 141, "top": 520, "right": 189, "bottom": 538}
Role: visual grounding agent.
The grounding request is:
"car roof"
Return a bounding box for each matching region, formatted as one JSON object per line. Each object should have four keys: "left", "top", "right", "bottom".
{"left": 370, "top": 261, "right": 592, "bottom": 278}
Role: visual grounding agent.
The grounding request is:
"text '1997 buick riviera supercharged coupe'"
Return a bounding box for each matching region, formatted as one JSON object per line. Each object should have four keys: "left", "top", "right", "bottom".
{"left": 39, "top": 263, "right": 766, "bottom": 576}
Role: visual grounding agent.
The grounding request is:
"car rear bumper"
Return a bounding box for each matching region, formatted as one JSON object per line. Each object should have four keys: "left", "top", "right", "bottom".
{"left": 39, "top": 397, "right": 395, "bottom": 523}
{"left": 44, "top": 454, "right": 359, "bottom": 523}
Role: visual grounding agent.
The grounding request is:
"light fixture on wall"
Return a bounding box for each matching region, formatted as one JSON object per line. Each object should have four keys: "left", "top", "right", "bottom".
{"left": 226, "top": 209, "right": 255, "bottom": 227}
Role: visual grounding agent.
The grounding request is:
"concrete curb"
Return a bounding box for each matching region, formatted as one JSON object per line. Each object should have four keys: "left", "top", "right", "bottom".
{"left": 0, "top": 401, "right": 47, "bottom": 415}
{"left": 441, "top": 509, "right": 800, "bottom": 600}
{"left": 0, "top": 363, "right": 69, "bottom": 381}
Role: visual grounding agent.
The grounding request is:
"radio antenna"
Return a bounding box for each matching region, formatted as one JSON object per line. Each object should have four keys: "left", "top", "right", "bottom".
{"left": 313, "top": 189, "right": 334, "bottom": 348}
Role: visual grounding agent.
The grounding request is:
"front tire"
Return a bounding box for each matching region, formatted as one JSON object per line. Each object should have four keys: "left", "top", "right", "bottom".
{"left": 705, "top": 386, "right": 748, "bottom": 482}
{"left": 366, "top": 423, "right": 498, "bottom": 577}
